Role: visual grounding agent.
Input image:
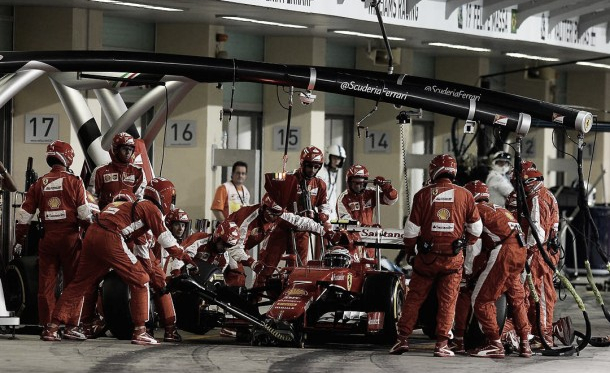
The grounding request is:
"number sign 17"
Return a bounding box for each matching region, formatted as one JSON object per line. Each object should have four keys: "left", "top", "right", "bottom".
{"left": 25, "top": 114, "right": 59, "bottom": 143}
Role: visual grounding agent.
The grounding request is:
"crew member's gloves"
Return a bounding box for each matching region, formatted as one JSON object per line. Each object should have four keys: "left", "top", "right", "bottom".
{"left": 374, "top": 176, "right": 392, "bottom": 191}
{"left": 138, "top": 257, "right": 153, "bottom": 274}
{"left": 324, "top": 229, "right": 343, "bottom": 245}
{"left": 186, "top": 263, "right": 199, "bottom": 276}
{"left": 180, "top": 251, "right": 197, "bottom": 267}
{"left": 13, "top": 243, "right": 22, "bottom": 258}
{"left": 406, "top": 254, "right": 416, "bottom": 266}
{"left": 251, "top": 260, "right": 265, "bottom": 274}
{"left": 323, "top": 220, "right": 332, "bottom": 232}
{"left": 319, "top": 213, "right": 329, "bottom": 224}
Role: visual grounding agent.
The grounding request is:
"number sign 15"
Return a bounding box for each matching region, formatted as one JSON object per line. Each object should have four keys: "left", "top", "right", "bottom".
{"left": 273, "top": 126, "right": 301, "bottom": 151}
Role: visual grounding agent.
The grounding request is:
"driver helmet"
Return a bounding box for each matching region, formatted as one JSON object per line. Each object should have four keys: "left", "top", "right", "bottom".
{"left": 491, "top": 151, "right": 512, "bottom": 175}
{"left": 326, "top": 144, "right": 346, "bottom": 168}
{"left": 322, "top": 247, "right": 352, "bottom": 268}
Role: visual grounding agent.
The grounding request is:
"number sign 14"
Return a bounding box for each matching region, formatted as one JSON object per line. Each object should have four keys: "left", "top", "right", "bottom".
{"left": 364, "top": 130, "right": 390, "bottom": 153}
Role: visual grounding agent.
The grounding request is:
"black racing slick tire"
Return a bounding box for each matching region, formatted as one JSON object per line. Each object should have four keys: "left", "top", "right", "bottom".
{"left": 3, "top": 257, "right": 39, "bottom": 325}
{"left": 464, "top": 293, "right": 507, "bottom": 350}
{"left": 362, "top": 273, "right": 404, "bottom": 344}
{"left": 102, "top": 270, "right": 133, "bottom": 340}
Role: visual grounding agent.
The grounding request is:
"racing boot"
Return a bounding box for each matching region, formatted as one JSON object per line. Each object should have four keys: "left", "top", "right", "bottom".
{"left": 519, "top": 340, "right": 532, "bottom": 358}
{"left": 434, "top": 340, "right": 455, "bottom": 357}
{"left": 41, "top": 323, "right": 61, "bottom": 342}
{"left": 63, "top": 325, "right": 87, "bottom": 341}
{"left": 131, "top": 326, "right": 160, "bottom": 346}
{"left": 470, "top": 340, "right": 505, "bottom": 358}
{"left": 163, "top": 324, "right": 182, "bottom": 342}
{"left": 448, "top": 337, "right": 466, "bottom": 355}
{"left": 83, "top": 318, "right": 107, "bottom": 339}
{"left": 389, "top": 335, "right": 409, "bottom": 355}
{"left": 553, "top": 316, "right": 575, "bottom": 346}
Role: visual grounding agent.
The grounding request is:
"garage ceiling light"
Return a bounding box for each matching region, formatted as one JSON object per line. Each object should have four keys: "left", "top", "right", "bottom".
{"left": 427, "top": 42, "right": 491, "bottom": 52}
{"left": 332, "top": 30, "right": 405, "bottom": 41}
{"left": 219, "top": 16, "right": 307, "bottom": 29}
{"left": 90, "top": 0, "right": 183, "bottom": 11}
{"left": 505, "top": 52, "right": 559, "bottom": 62}
{"left": 576, "top": 61, "right": 610, "bottom": 69}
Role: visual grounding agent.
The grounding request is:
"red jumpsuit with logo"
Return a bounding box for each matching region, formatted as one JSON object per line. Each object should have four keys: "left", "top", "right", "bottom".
{"left": 521, "top": 186, "right": 560, "bottom": 342}
{"left": 15, "top": 165, "right": 92, "bottom": 325}
{"left": 337, "top": 183, "right": 398, "bottom": 258}
{"left": 166, "top": 232, "right": 230, "bottom": 279}
{"left": 50, "top": 200, "right": 189, "bottom": 329}
{"left": 88, "top": 155, "right": 146, "bottom": 210}
{"left": 213, "top": 203, "right": 325, "bottom": 288}
{"left": 471, "top": 202, "right": 530, "bottom": 342}
{"left": 263, "top": 170, "right": 330, "bottom": 266}
{"left": 133, "top": 233, "right": 178, "bottom": 328}
{"left": 337, "top": 185, "right": 398, "bottom": 225}
{"left": 396, "top": 178, "right": 482, "bottom": 341}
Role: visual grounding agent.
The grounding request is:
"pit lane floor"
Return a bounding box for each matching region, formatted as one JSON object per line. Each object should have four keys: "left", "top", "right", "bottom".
{"left": 2, "top": 279, "right": 610, "bottom": 373}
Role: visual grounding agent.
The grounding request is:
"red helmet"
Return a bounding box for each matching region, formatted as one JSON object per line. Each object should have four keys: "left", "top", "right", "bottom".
{"left": 346, "top": 164, "right": 369, "bottom": 182}
{"left": 511, "top": 160, "right": 537, "bottom": 183}
{"left": 429, "top": 154, "right": 457, "bottom": 181}
{"left": 522, "top": 168, "right": 544, "bottom": 194}
{"left": 300, "top": 146, "right": 324, "bottom": 166}
{"left": 46, "top": 140, "right": 74, "bottom": 168}
{"left": 464, "top": 180, "right": 490, "bottom": 202}
{"left": 112, "top": 188, "right": 137, "bottom": 203}
{"left": 111, "top": 132, "right": 135, "bottom": 163}
{"left": 144, "top": 177, "right": 176, "bottom": 215}
{"left": 213, "top": 220, "right": 240, "bottom": 246}
{"left": 521, "top": 160, "right": 537, "bottom": 171}
{"left": 261, "top": 193, "right": 283, "bottom": 215}
{"left": 165, "top": 208, "right": 189, "bottom": 227}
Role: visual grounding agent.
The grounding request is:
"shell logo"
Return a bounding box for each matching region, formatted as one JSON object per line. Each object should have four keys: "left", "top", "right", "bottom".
{"left": 504, "top": 211, "right": 515, "bottom": 221}
{"left": 287, "top": 288, "right": 308, "bottom": 296}
{"left": 437, "top": 208, "right": 450, "bottom": 220}
{"left": 48, "top": 197, "right": 61, "bottom": 209}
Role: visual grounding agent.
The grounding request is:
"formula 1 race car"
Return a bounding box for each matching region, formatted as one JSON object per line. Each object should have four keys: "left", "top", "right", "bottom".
{"left": 253, "top": 249, "right": 406, "bottom": 346}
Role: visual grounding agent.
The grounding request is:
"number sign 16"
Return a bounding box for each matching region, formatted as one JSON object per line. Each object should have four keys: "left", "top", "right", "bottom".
{"left": 166, "top": 120, "right": 196, "bottom": 147}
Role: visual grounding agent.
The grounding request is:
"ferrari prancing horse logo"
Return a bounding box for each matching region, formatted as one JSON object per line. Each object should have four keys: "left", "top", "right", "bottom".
{"left": 347, "top": 273, "right": 353, "bottom": 291}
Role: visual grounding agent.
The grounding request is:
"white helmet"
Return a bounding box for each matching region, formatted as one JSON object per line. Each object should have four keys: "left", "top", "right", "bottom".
{"left": 326, "top": 144, "right": 346, "bottom": 168}
{"left": 491, "top": 151, "right": 512, "bottom": 175}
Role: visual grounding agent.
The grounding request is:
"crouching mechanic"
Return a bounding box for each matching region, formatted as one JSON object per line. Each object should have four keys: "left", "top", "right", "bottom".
{"left": 390, "top": 154, "right": 482, "bottom": 357}
{"left": 464, "top": 181, "right": 532, "bottom": 358}
{"left": 206, "top": 193, "right": 339, "bottom": 289}
{"left": 131, "top": 207, "right": 187, "bottom": 342}
{"left": 42, "top": 177, "right": 196, "bottom": 345}
{"left": 169, "top": 220, "right": 263, "bottom": 287}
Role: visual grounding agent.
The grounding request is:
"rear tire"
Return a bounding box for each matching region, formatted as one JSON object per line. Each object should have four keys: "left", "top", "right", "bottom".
{"left": 101, "top": 271, "right": 133, "bottom": 340}
{"left": 4, "top": 257, "right": 39, "bottom": 325}
{"left": 464, "top": 293, "right": 507, "bottom": 350}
